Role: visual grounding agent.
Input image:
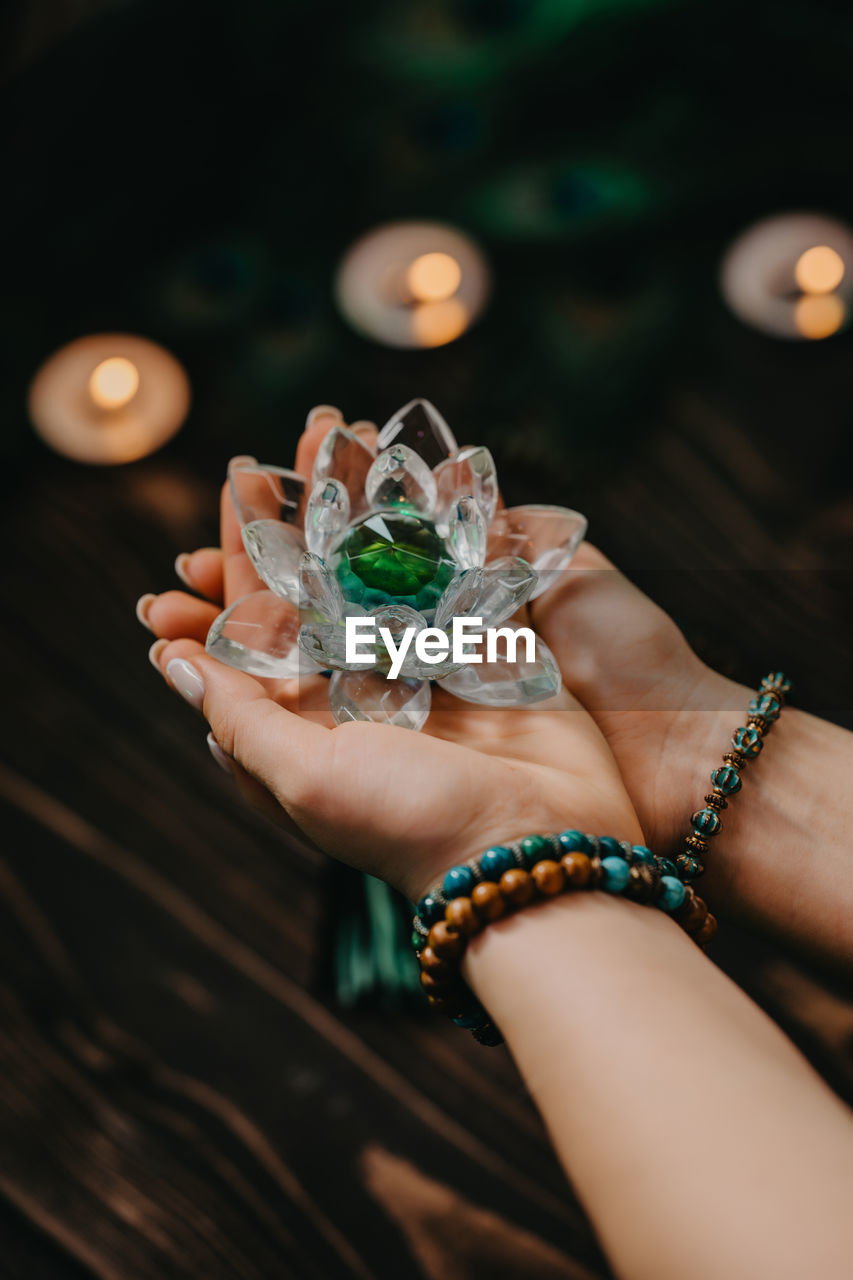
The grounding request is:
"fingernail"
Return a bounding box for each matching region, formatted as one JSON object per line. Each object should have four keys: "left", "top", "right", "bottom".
{"left": 166, "top": 658, "right": 205, "bottom": 710}
{"left": 148, "top": 638, "right": 168, "bottom": 670}
{"left": 136, "top": 593, "right": 156, "bottom": 632}
{"left": 306, "top": 404, "right": 342, "bottom": 428}
{"left": 227, "top": 454, "right": 258, "bottom": 472}
{"left": 207, "top": 732, "right": 234, "bottom": 774}
{"left": 174, "top": 553, "right": 194, "bottom": 589}
{"left": 350, "top": 420, "right": 378, "bottom": 442}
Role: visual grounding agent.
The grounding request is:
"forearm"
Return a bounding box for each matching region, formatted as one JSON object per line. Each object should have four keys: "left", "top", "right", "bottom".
{"left": 686, "top": 672, "right": 853, "bottom": 967}
{"left": 463, "top": 892, "right": 853, "bottom": 1280}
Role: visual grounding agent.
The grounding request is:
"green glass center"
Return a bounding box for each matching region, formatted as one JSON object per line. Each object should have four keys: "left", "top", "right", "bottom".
{"left": 332, "top": 511, "right": 455, "bottom": 610}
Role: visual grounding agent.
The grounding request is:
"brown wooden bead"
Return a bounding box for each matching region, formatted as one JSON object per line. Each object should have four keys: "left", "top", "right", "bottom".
{"left": 625, "top": 862, "right": 658, "bottom": 903}
{"left": 693, "top": 913, "right": 718, "bottom": 947}
{"left": 419, "top": 946, "right": 454, "bottom": 980}
{"left": 560, "top": 852, "right": 592, "bottom": 888}
{"left": 427, "top": 920, "right": 465, "bottom": 960}
{"left": 588, "top": 856, "right": 603, "bottom": 888}
{"left": 675, "top": 890, "right": 708, "bottom": 934}
{"left": 499, "top": 868, "right": 535, "bottom": 908}
{"left": 445, "top": 896, "right": 482, "bottom": 937}
{"left": 471, "top": 881, "right": 507, "bottom": 922}
{"left": 531, "top": 859, "right": 565, "bottom": 896}
{"left": 420, "top": 969, "right": 451, "bottom": 995}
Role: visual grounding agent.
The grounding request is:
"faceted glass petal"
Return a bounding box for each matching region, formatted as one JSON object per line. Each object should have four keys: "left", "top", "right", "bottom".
{"left": 441, "top": 634, "right": 562, "bottom": 706}
{"left": 305, "top": 477, "right": 350, "bottom": 558}
{"left": 299, "top": 552, "right": 344, "bottom": 622}
{"left": 364, "top": 444, "right": 438, "bottom": 515}
{"left": 376, "top": 398, "right": 458, "bottom": 468}
{"left": 242, "top": 519, "right": 305, "bottom": 602}
{"left": 434, "top": 568, "right": 486, "bottom": 629}
{"left": 434, "top": 446, "right": 499, "bottom": 526}
{"left": 371, "top": 604, "right": 461, "bottom": 679}
{"left": 486, "top": 504, "right": 588, "bottom": 600}
{"left": 312, "top": 425, "right": 374, "bottom": 513}
{"left": 446, "top": 495, "right": 487, "bottom": 569}
{"left": 229, "top": 461, "right": 306, "bottom": 529}
{"left": 206, "top": 590, "right": 306, "bottom": 678}
{"left": 298, "top": 618, "right": 373, "bottom": 671}
{"left": 329, "top": 669, "right": 432, "bottom": 732}
{"left": 436, "top": 557, "right": 537, "bottom": 629}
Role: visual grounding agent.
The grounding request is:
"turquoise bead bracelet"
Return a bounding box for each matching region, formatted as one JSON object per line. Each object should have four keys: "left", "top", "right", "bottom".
{"left": 677, "top": 671, "right": 791, "bottom": 882}
{"left": 413, "top": 832, "right": 718, "bottom": 1046}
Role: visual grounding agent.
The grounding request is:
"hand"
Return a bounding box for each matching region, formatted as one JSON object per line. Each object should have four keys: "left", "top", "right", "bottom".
{"left": 139, "top": 408, "right": 643, "bottom": 904}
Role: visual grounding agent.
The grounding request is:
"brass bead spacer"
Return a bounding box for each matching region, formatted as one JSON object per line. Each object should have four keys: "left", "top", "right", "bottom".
{"left": 747, "top": 716, "right": 768, "bottom": 734}
{"left": 704, "top": 791, "right": 727, "bottom": 811}
{"left": 684, "top": 834, "right": 708, "bottom": 856}
{"left": 722, "top": 751, "right": 746, "bottom": 770}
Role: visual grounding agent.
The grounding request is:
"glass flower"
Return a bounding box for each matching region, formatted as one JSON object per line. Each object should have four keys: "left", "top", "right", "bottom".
{"left": 207, "top": 399, "right": 588, "bottom": 732}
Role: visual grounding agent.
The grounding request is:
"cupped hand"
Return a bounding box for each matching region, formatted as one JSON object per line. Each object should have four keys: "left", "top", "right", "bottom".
{"left": 139, "top": 408, "right": 643, "bottom": 904}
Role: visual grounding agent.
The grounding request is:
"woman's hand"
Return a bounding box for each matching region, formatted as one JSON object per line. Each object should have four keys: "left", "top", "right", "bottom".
{"left": 138, "top": 408, "right": 643, "bottom": 904}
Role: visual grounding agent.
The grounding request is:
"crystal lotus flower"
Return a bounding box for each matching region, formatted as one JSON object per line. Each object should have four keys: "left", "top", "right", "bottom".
{"left": 207, "top": 399, "right": 588, "bottom": 732}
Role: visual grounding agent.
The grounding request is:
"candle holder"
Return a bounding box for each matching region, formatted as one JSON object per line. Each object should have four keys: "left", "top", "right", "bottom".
{"left": 208, "top": 399, "right": 587, "bottom": 730}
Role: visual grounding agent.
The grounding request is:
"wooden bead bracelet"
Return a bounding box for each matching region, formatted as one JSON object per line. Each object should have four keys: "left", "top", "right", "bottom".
{"left": 676, "top": 671, "right": 791, "bottom": 883}
{"left": 411, "top": 832, "right": 718, "bottom": 1046}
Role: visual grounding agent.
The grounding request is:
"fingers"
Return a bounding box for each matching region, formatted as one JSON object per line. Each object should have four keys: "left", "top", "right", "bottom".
{"left": 175, "top": 547, "right": 224, "bottom": 602}
{"left": 138, "top": 590, "right": 220, "bottom": 644}
{"left": 294, "top": 405, "right": 345, "bottom": 478}
{"left": 150, "top": 639, "right": 329, "bottom": 814}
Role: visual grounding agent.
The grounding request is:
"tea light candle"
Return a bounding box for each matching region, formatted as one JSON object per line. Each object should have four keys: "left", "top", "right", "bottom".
{"left": 28, "top": 333, "right": 191, "bottom": 464}
{"left": 335, "top": 220, "right": 490, "bottom": 349}
{"left": 720, "top": 212, "right": 853, "bottom": 340}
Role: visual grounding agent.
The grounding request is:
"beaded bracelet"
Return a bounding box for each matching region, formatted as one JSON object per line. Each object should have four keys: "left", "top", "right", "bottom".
{"left": 676, "top": 671, "right": 792, "bottom": 883}
{"left": 411, "top": 832, "right": 718, "bottom": 1046}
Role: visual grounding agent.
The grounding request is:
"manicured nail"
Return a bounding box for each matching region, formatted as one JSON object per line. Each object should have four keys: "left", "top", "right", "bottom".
{"left": 136, "top": 593, "right": 156, "bottom": 632}
{"left": 306, "top": 404, "right": 342, "bottom": 428}
{"left": 174, "top": 553, "right": 194, "bottom": 589}
{"left": 166, "top": 658, "right": 205, "bottom": 710}
{"left": 148, "top": 638, "right": 168, "bottom": 670}
{"left": 350, "top": 420, "right": 378, "bottom": 441}
{"left": 207, "top": 732, "right": 234, "bottom": 774}
{"left": 227, "top": 454, "right": 257, "bottom": 472}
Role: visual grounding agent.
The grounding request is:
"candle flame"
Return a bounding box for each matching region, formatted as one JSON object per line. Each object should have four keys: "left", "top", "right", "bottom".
{"left": 407, "top": 252, "right": 462, "bottom": 303}
{"left": 89, "top": 357, "right": 140, "bottom": 410}
{"left": 794, "top": 245, "right": 845, "bottom": 295}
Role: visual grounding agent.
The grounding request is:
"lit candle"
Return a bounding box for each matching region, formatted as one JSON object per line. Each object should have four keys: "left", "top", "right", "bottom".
{"left": 720, "top": 212, "right": 853, "bottom": 340}
{"left": 335, "top": 220, "right": 490, "bottom": 348}
{"left": 28, "top": 334, "right": 191, "bottom": 464}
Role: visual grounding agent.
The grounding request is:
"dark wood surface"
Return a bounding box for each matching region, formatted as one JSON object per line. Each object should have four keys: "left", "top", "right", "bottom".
{"left": 2, "top": 367, "right": 853, "bottom": 1278}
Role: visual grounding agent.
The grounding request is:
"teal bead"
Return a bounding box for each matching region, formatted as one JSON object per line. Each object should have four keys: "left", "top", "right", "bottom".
{"left": 760, "top": 671, "right": 791, "bottom": 696}
{"left": 443, "top": 865, "right": 475, "bottom": 898}
{"left": 411, "top": 930, "right": 424, "bottom": 951}
{"left": 452, "top": 1007, "right": 488, "bottom": 1028}
{"left": 520, "top": 834, "right": 550, "bottom": 865}
{"left": 656, "top": 857, "right": 678, "bottom": 877}
{"left": 480, "top": 845, "right": 515, "bottom": 881}
{"left": 692, "top": 808, "right": 721, "bottom": 837}
{"left": 732, "top": 726, "right": 763, "bottom": 758}
{"left": 748, "top": 693, "right": 781, "bottom": 722}
{"left": 559, "top": 829, "right": 594, "bottom": 854}
{"left": 711, "top": 765, "right": 742, "bottom": 795}
{"left": 417, "top": 894, "right": 444, "bottom": 924}
{"left": 600, "top": 856, "right": 631, "bottom": 893}
{"left": 598, "top": 836, "right": 622, "bottom": 859}
{"left": 657, "top": 875, "right": 686, "bottom": 912}
{"left": 631, "top": 845, "right": 656, "bottom": 866}
{"left": 676, "top": 853, "right": 702, "bottom": 882}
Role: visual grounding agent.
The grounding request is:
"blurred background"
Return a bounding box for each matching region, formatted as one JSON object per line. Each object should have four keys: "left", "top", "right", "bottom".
{"left": 2, "top": 2, "right": 853, "bottom": 1277}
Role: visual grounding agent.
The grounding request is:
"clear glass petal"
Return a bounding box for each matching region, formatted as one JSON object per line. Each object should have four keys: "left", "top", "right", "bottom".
{"left": 329, "top": 669, "right": 431, "bottom": 732}
{"left": 441, "top": 633, "right": 562, "bottom": 706}
{"left": 369, "top": 604, "right": 462, "bottom": 679}
{"left": 305, "top": 477, "right": 351, "bottom": 558}
{"left": 446, "top": 495, "right": 487, "bottom": 569}
{"left": 299, "top": 552, "right": 344, "bottom": 622}
{"left": 364, "top": 443, "right": 438, "bottom": 515}
{"left": 486, "top": 504, "right": 588, "bottom": 599}
{"left": 376, "top": 398, "right": 458, "bottom": 468}
{"left": 434, "top": 446, "right": 499, "bottom": 526}
{"left": 242, "top": 519, "right": 305, "bottom": 602}
{"left": 311, "top": 425, "right": 374, "bottom": 513}
{"left": 229, "top": 461, "right": 306, "bottom": 529}
{"left": 206, "top": 590, "right": 305, "bottom": 678}
{"left": 434, "top": 568, "right": 486, "bottom": 629}
{"left": 298, "top": 618, "right": 373, "bottom": 671}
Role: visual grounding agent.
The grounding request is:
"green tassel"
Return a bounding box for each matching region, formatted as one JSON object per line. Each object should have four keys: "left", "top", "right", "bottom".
{"left": 321, "top": 863, "right": 422, "bottom": 1010}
